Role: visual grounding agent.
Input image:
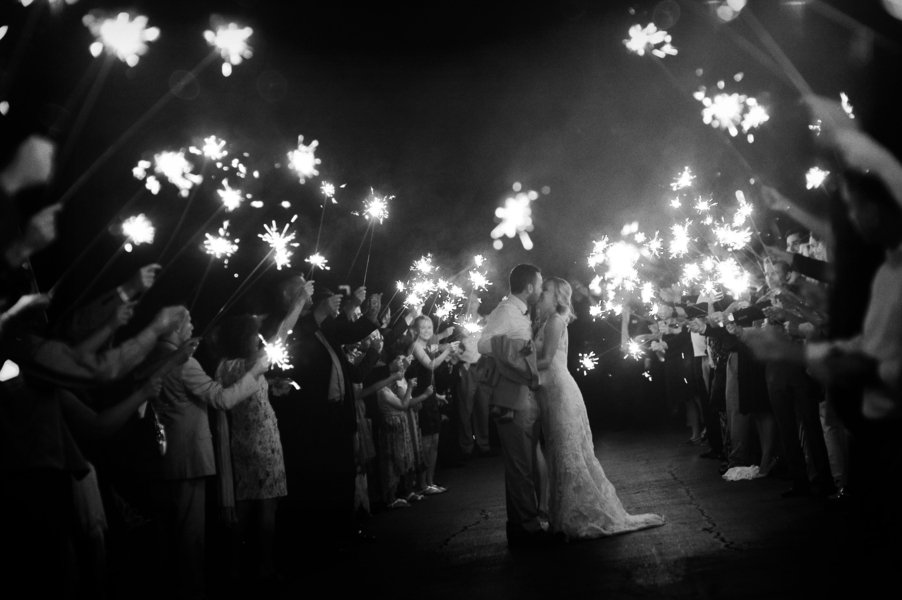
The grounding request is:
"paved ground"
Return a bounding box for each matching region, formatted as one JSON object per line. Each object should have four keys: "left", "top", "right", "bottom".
{"left": 268, "top": 425, "right": 894, "bottom": 600}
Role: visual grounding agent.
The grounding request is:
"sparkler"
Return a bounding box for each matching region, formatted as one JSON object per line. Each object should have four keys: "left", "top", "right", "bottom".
{"left": 578, "top": 351, "right": 598, "bottom": 376}
{"left": 624, "top": 339, "right": 643, "bottom": 360}
{"left": 286, "top": 135, "right": 320, "bottom": 183}
{"left": 491, "top": 187, "right": 537, "bottom": 250}
{"left": 217, "top": 179, "right": 246, "bottom": 212}
{"left": 671, "top": 167, "right": 695, "bottom": 191}
{"left": 153, "top": 150, "right": 203, "bottom": 197}
{"left": 305, "top": 253, "right": 330, "bottom": 271}
{"left": 362, "top": 191, "right": 391, "bottom": 224}
{"left": 202, "top": 221, "right": 239, "bottom": 264}
{"left": 83, "top": 10, "right": 159, "bottom": 67}
{"left": 805, "top": 167, "right": 830, "bottom": 190}
{"left": 203, "top": 19, "right": 253, "bottom": 77}
{"left": 469, "top": 271, "right": 490, "bottom": 291}
{"left": 259, "top": 218, "right": 299, "bottom": 270}
{"left": 258, "top": 335, "right": 292, "bottom": 370}
{"left": 693, "top": 83, "right": 770, "bottom": 143}
{"left": 623, "top": 23, "right": 677, "bottom": 58}
{"left": 189, "top": 135, "right": 228, "bottom": 161}
{"left": 121, "top": 213, "right": 155, "bottom": 252}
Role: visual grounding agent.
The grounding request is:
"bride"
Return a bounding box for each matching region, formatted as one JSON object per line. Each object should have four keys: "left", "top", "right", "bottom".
{"left": 534, "top": 276, "right": 665, "bottom": 541}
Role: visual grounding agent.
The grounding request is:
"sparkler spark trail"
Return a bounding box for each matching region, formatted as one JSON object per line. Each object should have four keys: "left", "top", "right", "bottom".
{"left": 148, "top": 150, "right": 203, "bottom": 197}
{"left": 203, "top": 221, "right": 239, "bottom": 264}
{"left": 805, "top": 167, "right": 830, "bottom": 190}
{"left": 625, "top": 340, "right": 643, "bottom": 360}
{"left": 259, "top": 335, "right": 291, "bottom": 370}
{"left": 693, "top": 83, "right": 770, "bottom": 143}
{"left": 259, "top": 220, "right": 299, "bottom": 270}
{"left": 217, "top": 179, "right": 246, "bottom": 212}
{"left": 189, "top": 135, "right": 228, "bottom": 161}
{"left": 491, "top": 187, "right": 538, "bottom": 250}
{"left": 320, "top": 181, "right": 336, "bottom": 203}
{"left": 623, "top": 23, "right": 677, "bottom": 58}
{"left": 413, "top": 255, "right": 435, "bottom": 275}
{"left": 83, "top": 11, "right": 159, "bottom": 67}
{"left": 363, "top": 191, "right": 391, "bottom": 224}
{"left": 578, "top": 351, "right": 598, "bottom": 376}
{"left": 469, "top": 271, "right": 490, "bottom": 291}
{"left": 204, "top": 19, "right": 253, "bottom": 77}
{"left": 286, "top": 135, "right": 321, "bottom": 183}
{"left": 121, "top": 213, "right": 155, "bottom": 252}
{"left": 305, "top": 253, "right": 330, "bottom": 271}
{"left": 672, "top": 165, "right": 695, "bottom": 190}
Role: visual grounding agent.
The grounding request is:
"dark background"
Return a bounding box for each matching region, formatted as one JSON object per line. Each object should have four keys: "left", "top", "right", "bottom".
{"left": 2, "top": 0, "right": 900, "bottom": 329}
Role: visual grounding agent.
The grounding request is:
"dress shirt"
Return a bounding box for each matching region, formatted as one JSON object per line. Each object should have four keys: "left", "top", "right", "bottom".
{"left": 476, "top": 295, "right": 531, "bottom": 355}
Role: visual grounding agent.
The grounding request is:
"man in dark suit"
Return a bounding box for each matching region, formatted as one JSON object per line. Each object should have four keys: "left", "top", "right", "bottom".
{"left": 272, "top": 284, "right": 382, "bottom": 572}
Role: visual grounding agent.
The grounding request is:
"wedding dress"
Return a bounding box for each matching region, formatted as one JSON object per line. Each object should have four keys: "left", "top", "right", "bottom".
{"left": 535, "top": 314, "right": 665, "bottom": 540}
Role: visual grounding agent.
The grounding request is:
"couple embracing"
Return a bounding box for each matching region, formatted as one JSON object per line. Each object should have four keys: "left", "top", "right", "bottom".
{"left": 476, "top": 264, "right": 664, "bottom": 545}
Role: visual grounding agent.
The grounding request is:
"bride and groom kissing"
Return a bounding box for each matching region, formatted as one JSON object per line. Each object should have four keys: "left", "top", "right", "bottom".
{"left": 475, "top": 264, "right": 665, "bottom": 546}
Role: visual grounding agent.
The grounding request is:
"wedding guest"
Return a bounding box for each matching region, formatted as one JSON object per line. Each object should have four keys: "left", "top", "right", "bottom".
{"left": 407, "top": 315, "right": 453, "bottom": 495}
{"left": 147, "top": 308, "right": 269, "bottom": 600}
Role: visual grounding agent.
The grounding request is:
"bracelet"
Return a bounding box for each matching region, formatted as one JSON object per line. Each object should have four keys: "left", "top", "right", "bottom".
{"left": 116, "top": 286, "right": 131, "bottom": 303}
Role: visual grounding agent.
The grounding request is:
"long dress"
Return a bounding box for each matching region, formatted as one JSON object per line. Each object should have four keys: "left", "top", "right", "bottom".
{"left": 535, "top": 313, "right": 665, "bottom": 540}
{"left": 216, "top": 359, "right": 287, "bottom": 501}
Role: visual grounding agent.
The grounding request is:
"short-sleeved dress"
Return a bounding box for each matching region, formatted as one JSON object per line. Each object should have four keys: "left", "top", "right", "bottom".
{"left": 216, "top": 359, "right": 287, "bottom": 501}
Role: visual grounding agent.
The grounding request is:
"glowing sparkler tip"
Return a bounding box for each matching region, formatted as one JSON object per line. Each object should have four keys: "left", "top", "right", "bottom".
{"left": 121, "top": 213, "right": 155, "bottom": 246}
{"left": 83, "top": 10, "right": 159, "bottom": 67}
{"left": 305, "top": 253, "right": 330, "bottom": 271}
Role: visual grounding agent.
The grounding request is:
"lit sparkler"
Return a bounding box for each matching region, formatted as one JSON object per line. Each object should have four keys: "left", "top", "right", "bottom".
{"left": 286, "top": 135, "right": 320, "bottom": 183}
{"left": 217, "top": 179, "right": 246, "bottom": 212}
{"left": 469, "top": 271, "right": 490, "bottom": 291}
{"left": 671, "top": 167, "right": 695, "bottom": 191}
{"left": 625, "top": 339, "right": 643, "bottom": 360}
{"left": 83, "top": 11, "right": 159, "bottom": 67}
{"left": 258, "top": 335, "right": 291, "bottom": 370}
{"left": 693, "top": 83, "right": 769, "bottom": 142}
{"left": 189, "top": 135, "right": 228, "bottom": 161}
{"left": 259, "top": 219, "right": 299, "bottom": 270}
{"left": 669, "top": 221, "right": 691, "bottom": 258}
{"left": 578, "top": 351, "right": 598, "bottom": 376}
{"left": 150, "top": 150, "right": 203, "bottom": 197}
{"left": 204, "top": 19, "right": 253, "bottom": 77}
{"left": 623, "top": 23, "right": 677, "bottom": 58}
{"left": 363, "top": 191, "right": 391, "bottom": 224}
{"left": 320, "top": 181, "right": 337, "bottom": 204}
{"left": 413, "top": 255, "right": 434, "bottom": 275}
{"left": 805, "top": 167, "right": 830, "bottom": 190}
{"left": 121, "top": 213, "right": 155, "bottom": 252}
{"left": 203, "top": 221, "right": 239, "bottom": 264}
{"left": 491, "top": 187, "right": 537, "bottom": 250}
{"left": 305, "top": 253, "right": 330, "bottom": 271}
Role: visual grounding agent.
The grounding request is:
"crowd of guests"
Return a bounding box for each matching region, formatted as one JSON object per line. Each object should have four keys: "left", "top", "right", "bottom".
{"left": 630, "top": 96, "right": 902, "bottom": 573}
{"left": 0, "top": 117, "right": 499, "bottom": 598}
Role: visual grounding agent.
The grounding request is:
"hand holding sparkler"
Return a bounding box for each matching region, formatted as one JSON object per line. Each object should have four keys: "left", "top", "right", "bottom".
{"left": 118, "top": 263, "right": 161, "bottom": 300}
{"left": 249, "top": 349, "right": 272, "bottom": 377}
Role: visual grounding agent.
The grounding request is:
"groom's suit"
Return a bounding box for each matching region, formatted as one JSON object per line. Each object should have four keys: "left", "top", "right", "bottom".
{"left": 476, "top": 295, "right": 546, "bottom": 536}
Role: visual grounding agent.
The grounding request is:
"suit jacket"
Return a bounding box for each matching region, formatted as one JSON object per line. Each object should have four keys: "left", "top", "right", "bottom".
{"left": 150, "top": 341, "right": 261, "bottom": 480}
{"left": 273, "top": 312, "right": 378, "bottom": 475}
{"left": 475, "top": 336, "right": 539, "bottom": 411}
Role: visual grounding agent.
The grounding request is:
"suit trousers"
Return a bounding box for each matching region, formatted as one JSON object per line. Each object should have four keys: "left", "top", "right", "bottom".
{"left": 458, "top": 364, "right": 490, "bottom": 454}
{"left": 150, "top": 477, "right": 207, "bottom": 600}
{"left": 765, "top": 361, "right": 833, "bottom": 490}
{"left": 494, "top": 398, "right": 544, "bottom": 533}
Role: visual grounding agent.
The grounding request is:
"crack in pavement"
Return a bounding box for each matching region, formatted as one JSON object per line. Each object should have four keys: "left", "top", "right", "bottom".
{"left": 668, "top": 467, "right": 741, "bottom": 552}
{"left": 438, "top": 509, "right": 491, "bottom": 550}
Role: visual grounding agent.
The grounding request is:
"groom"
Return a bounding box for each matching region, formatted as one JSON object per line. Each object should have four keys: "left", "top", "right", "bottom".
{"left": 476, "top": 264, "right": 548, "bottom": 546}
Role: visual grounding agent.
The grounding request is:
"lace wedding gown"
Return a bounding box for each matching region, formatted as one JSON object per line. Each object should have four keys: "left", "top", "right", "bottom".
{"left": 536, "top": 314, "right": 665, "bottom": 540}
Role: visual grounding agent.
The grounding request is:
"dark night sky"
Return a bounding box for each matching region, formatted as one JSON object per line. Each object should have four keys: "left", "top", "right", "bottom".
{"left": 3, "top": 0, "right": 901, "bottom": 322}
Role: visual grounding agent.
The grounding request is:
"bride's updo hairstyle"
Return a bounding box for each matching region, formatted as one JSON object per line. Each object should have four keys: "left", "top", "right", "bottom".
{"left": 547, "top": 277, "right": 576, "bottom": 323}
